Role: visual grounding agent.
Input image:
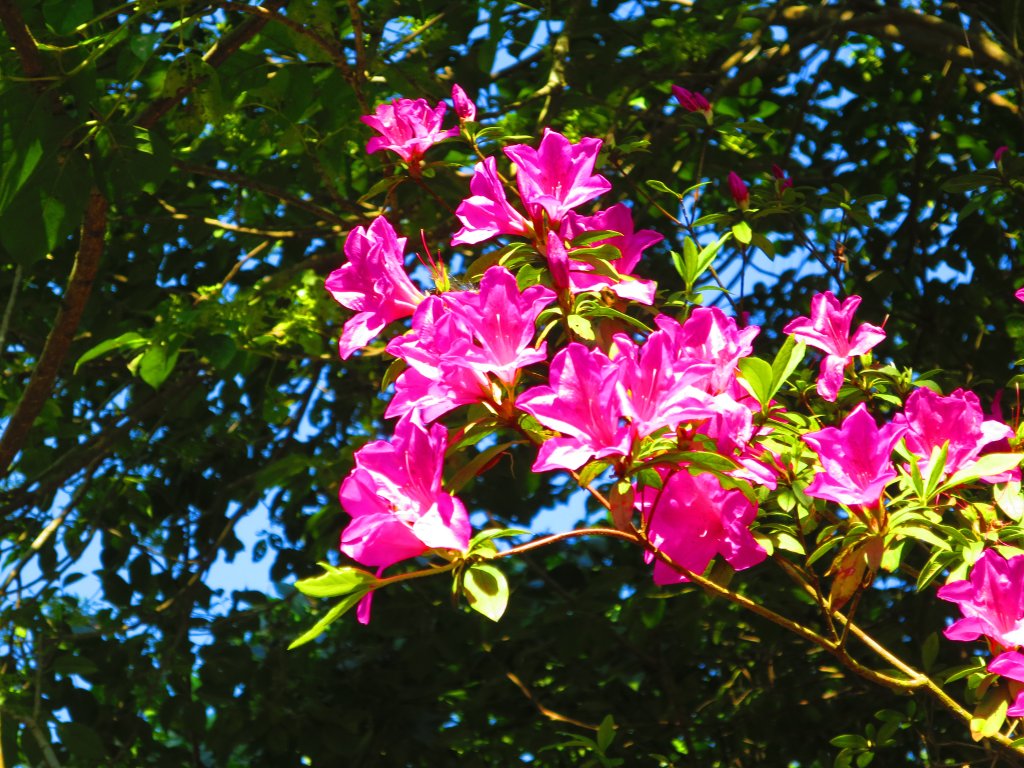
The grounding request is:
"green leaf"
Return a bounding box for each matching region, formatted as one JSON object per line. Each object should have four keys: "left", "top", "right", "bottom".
{"left": 567, "top": 313, "right": 596, "bottom": 341}
{"left": 468, "top": 527, "right": 530, "bottom": 552}
{"left": 596, "top": 714, "right": 616, "bottom": 753}
{"left": 769, "top": 336, "right": 805, "bottom": 399}
{"left": 645, "top": 179, "right": 681, "bottom": 199}
{"left": 731, "top": 220, "right": 752, "bottom": 245}
{"left": 463, "top": 564, "right": 509, "bottom": 622}
{"left": 74, "top": 331, "right": 148, "bottom": 373}
{"left": 829, "top": 734, "right": 868, "bottom": 749}
{"left": 294, "top": 564, "right": 378, "bottom": 599}
{"left": 57, "top": 722, "right": 105, "bottom": 761}
{"left": 569, "top": 229, "right": 622, "bottom": 246}
{"left": 288, "top": 589, "right": 369, "bottom": 650}
{"left": 943, "top": 453, "right": 1022, "bottom": 489}
{"left": 446, "top": 440, "right": 517, "bottom": 494}
{"left": 138, "top": 343, "right": 179, "bottom": 389}
{"left": 737, "top": 356, "right": 773, "bottom": 406}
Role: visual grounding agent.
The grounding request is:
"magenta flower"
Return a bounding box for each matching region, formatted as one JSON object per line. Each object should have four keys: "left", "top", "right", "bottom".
{"left": 517, "top": 342, "right": 632, "bottom": 472}
{"left": 340, "top": 417, "right": 471, "bottom": 621}
{"left": 893, "top": 387, "right": 1015, "bottom": 480}
{"left": 995, "top": 146, "right": 1010, "bottom": 166}
{"left": 988, "top": 652, "right": 1024, "bottom": 716}
{"left": 325, "top": 216, "right": 425, "bottom": 359}
{"left": 658, "top": 308, "right": 760, "bottom": 395}
{"left": 783, "top": 292, "right": 886, "bottom": 402}
{"left": 444, "top": 266, "right": 555, "bottom": 385}
{"left": 451, "top": 156, "right": 532, "bottom": 246}
{"left": 937, "top": 548, "right": 1024, "bottom": 650}
{"left": 385, "top": 296, "right": 489, "bottom": 423}
{"left": 556, "top": 205, "right": 661, "bottom": 304}
{"left": 727, "top": 172, "right": 749, "bottom": 210}
{"left": 451, "top": 84, "right": 476, "bottom": 122}
{"left": 1016, "top": 287, "right": 1024, "bottom": 303}
{"left": 504, "top": 129, "right": 612, "bottom": 227}
{"left": 671, "top": 86, "right": 712, "bottom": 122}
{"left": 802, "top": 403, "right": 905, "bottom": 507}
{"left": 361, "top": 97, "right": 458, "bottom": 167}
{"left": 613, "top": 327, "right": 716, "bottom": 439}
{"left": 638, "top": 470, "right": 765, "bottom": 585}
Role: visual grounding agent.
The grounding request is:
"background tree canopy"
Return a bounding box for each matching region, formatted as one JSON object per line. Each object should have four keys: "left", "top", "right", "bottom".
{"left": 1, "top": 0, "right": 1022, "bottom": 765}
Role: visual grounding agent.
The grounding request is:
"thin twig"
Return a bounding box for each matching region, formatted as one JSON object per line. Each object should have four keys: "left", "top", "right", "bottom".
{"left": 0, "top": 264, "right": 23, "bottom": 356}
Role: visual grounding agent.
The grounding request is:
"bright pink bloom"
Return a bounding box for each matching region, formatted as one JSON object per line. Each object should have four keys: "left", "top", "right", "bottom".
{"left": 385, "top": 296, "right": 489, "bottom": 423}
{"left": 451, "top": 84, "right": 476, "bottom": 122}
{"left": 727, "top": 172, "right": 749, "bottom": 210}
{"left": 893, "top": 387, "right": 1015, "bottom": 481}
{"left": 361, "top": 97, "right": 458, "bottom": 166}
{"left": 517, "top": 342, "right": 632, "bottom": 472}
{"left": 325, "top": 217, "right": 425, "bottom": 359}
{"left": 638, "top": 470, "right": 765, "bottom": 585}
{"left": 783, "top": 292, "right": 886, "bottom": 402}
{"left": 802, "top": 403, "right": 905, "bottom": 507}
{"left": 659, "top": 308, "right": 760, "bottom": 394}
{"left": 613, "top": 327, "right": 716, "bottom": 439}
{"left": 504, "top": 129, "right": 612, "bottom": 227}
{"left": 1015, "top": 287, "right": 1024, "bottom": 303}
{"left": 671, "top": 86, "right": 712, "bottom": 121}
{"left": 340, "top": 417, "right": 470, "bottom": 622}
{"left": 988, "top": 652, "right": 1024, "bottom": 716}
{"left": 937, "top": 549, "right": 1024, "bottom": 650}
{"left": 560, "top": 203, "right": 662, "bottom": 303}
{"left": 444, "top": 266, "right": 555, "bottom": 385}
{"left": 451, "top": 156, "right": 532, "bottom": 245}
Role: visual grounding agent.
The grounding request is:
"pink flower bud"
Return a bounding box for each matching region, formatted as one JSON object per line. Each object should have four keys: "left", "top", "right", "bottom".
{"left": 995, "top": 145, "right": 1010, "bottom": 166}
{"left": 671, "top": 85, "right": 712, "bottom": 122}
{"left": 727, "top": 172, "right": 749, "bottom": 210}
{"left": 1015, "top": 286, "right": 1024, "bottom": 303}
{"left": 451, "top": 83, "right": 476, "bottom": 122}
{"left": 771, "top": 164, "right": 793, "bottom": 191}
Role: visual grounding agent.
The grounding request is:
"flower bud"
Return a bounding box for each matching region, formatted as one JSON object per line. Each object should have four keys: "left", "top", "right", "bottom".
{"left": 671, "top": 85, "right": 712, "bottom": 123}
{"left": 771, "top": 164, "right": 793, "bottom": 191}
{"left": 451, "top": 83, "right": 476, "bottom": 122}
{"left": 995, "top": 145, "right": 1010, "bottom": 167}
{"left": 727, "top": 172, "right": 749, "bottom": 211}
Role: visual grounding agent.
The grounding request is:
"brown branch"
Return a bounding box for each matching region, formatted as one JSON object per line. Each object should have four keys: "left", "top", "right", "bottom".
{"left": 0, "top": 0, "right": 47, "bottom": 84}
{"left": 136, "top": 0, "right": 288, "bottom": 129}
{"left": 0, "top": 188, "right": 108, "bottom": 475}
{"left": 505, "top": 671, "right": 600, "bottom": 731}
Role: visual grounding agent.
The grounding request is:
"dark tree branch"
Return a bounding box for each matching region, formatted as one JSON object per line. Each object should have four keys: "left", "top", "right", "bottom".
{"left": 136, "top": 0, "right": 288, "bottom": 129}
{"left": 0, "top": 189, "right": 109, "bottom": 475}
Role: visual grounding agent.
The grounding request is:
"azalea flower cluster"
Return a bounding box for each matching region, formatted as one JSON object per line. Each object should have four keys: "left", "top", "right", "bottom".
{"left": 319, "top": 86, "right": 1024, "bottom": 732}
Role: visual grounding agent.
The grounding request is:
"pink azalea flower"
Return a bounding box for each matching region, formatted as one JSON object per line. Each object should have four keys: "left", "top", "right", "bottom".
{"left": 385, "top": 296, "right": 490, "bottom": 423}
{"left": 361, "top": 97, "right": 458, "bottom": 167}
{"left": 658, "top": 308, "right": 760, "bottom": 395}
{"left": 1015, "top": 287, "right": 1024, "bottom": 303}
{"left": 340, "top": 416, "right": 471, "bottom": 622}
{"left": 560, "top": 203, "right": 662, "bottom": 304}
{"left": 451, "top": 84, "right": 476, "bottom": 122}
{"left": 443, "top": 266, "right": 555, "bottom": 385}
{"left": 995, "top": 146, "right": 1010, "bottom": 166}
{"left": 451, "top": 156, "right": 532, "bottom": 246}
{"left": 325, "top": 216, "right": 425, "bottom": 359}
{"left": 727, "top": 172, "right": 749, "bottom": 210}
{"left": 516, "top": 342, "right": 632, "bottom": 472}
{"left": 783, "top": 292, "right": 886, "bottom": 402}
{"left": 612, "top": 327, "right": 716, "bottom": 439}
{"left": 893, "top": 387, "right": 1015, "bottom": 481}
{"left": 937, "top": 548, "right": 1024, "bottom": 650}
{"left": 504, "top": 129, "right": 612, "bottom": 228}
{"left": 987, "top": 652, "right": 1024, "bottom": 716}
{"left": 671, "top": 86, "right": 713, "bottom": 122}
{"left": 638, "top": 470, "right": 765, "bottom": 585}
{"left": 802, "top": 403, "right": 905, "bottom": 507}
